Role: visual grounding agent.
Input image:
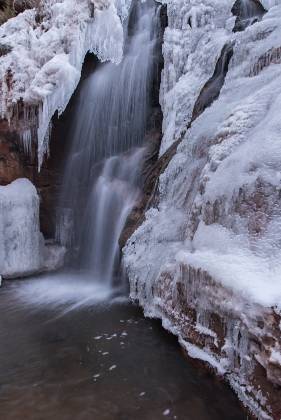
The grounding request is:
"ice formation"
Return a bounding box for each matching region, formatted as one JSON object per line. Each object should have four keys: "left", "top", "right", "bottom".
{"left": 158, "top": 0, "right": 234, "bottom": 154}
{"left": 0, "top": 179, "right": 42, "bottom": 278}
{"left": 0, "top": 179, "right": 66, "bottom": 278}
{"left": 125, "top": 0, "right": 281, "bottom": 314}
{"left": 0, "top": 0, "right": 132, "bottom": 167}
{"left": 124, "top": 1, "right": 281, "bottom": 417}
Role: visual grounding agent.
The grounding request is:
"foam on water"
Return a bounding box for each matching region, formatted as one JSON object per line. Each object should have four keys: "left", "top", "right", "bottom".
{"left": 6, "top": 272, "right": 128, "bottom": 314}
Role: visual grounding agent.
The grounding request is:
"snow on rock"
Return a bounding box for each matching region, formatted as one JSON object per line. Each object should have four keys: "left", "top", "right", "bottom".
{"left": 124, "top": 1, "right": 281, "bottom": 417}
{"left": 0, "top": 0, "right": 131, "bottom": 167}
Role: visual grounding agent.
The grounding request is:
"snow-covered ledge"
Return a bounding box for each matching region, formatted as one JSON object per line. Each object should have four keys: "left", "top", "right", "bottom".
{"left": 0, "top": 0, "right": 131, "bottom": 167}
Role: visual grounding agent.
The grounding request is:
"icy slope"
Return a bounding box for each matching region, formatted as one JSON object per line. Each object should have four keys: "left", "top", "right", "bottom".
{"left": 124, "top": 2, "right": 281, "bottom": 416}
{"left": 0, "top": 0, "right": 131, "bottom": 167}
{"left": 124, "top": 0, "right": 281, "bottom": 311}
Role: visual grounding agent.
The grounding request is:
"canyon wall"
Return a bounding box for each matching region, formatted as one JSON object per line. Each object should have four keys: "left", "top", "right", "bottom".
{"left": 123, "top": 0, "right": 281, "bottom": 418}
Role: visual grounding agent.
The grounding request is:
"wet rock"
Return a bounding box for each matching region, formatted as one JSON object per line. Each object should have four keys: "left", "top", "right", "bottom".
{"left": 192, "top": 43, "right": 234, "bottom": 121}
{"left": 232, "top": 0, "right": 266, "bottom": 32}
{"left": 151, "top": 263, "right": 281, "bottom": 419}
{"left": 0, "top": 43, "right": 12, "bottom": 57}
{"left": 13, "top": 0, "right": 39, "bottom": 14}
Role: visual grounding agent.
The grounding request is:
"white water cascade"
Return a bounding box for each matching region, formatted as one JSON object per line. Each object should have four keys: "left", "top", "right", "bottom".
{"left": 57, "top": 0, "right": 160, "bottom": 286}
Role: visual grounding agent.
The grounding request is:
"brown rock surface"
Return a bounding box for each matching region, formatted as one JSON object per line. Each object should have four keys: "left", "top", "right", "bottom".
{"left": 147, "top": 263, "right": 281, "bottom": 419}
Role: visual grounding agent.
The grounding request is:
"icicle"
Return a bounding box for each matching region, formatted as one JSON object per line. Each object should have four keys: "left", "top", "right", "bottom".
{"left": 21, "top": 129, "right": 32, "bottom": 155}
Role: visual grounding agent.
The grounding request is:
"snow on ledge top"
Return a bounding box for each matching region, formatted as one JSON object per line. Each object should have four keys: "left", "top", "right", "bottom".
{"left": 0, "top": 0, "right": 131, "bottom": 168}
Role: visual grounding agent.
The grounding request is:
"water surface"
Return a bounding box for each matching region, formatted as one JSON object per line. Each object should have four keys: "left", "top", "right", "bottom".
{"left": 0, "top": 274, "right": 246, "bottom": 420}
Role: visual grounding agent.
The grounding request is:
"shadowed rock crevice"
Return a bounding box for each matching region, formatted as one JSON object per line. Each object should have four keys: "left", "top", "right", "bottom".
{"left": 232, "top": 0, "right": 266, "bottom": 32}
{"left": 191, "top": 43, "right": 234, "bottom": 121}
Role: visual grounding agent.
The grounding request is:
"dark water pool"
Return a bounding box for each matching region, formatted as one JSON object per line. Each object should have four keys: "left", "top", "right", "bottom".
{"left": 0, "top": 275, "right": 246, "bottom": 420}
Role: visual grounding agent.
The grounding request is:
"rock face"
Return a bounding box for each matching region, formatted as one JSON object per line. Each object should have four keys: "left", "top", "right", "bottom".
{"left": 123, "top": 1, "right": 281, "bottom": 418}
{"left": 149, "top": 264, "right": 281, "bottom": 419}
{"left": 13, "top": 0, "right": 39, "bottom": 13}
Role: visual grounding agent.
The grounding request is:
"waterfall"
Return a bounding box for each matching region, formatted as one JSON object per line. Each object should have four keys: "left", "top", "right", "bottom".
{"left": 192, "top": 43, "right": 234, "bottom": 121}
{"left": 57, "top": 0, "right": 160, "bottom": 285}
{"left": 232, "top": 0, "right": 266, "bottom": 32}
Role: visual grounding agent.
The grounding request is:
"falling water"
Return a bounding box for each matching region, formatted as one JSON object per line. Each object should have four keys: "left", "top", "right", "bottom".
{"left": 232, "top": 0, "right": 266, "bottom": 32}
{"left": 192, "top": 43, "right": 234, "bottom": 120}
{"left": 57, "top": 1, "right": 160, "bottom": 285}
{"left": 80, "top": 149, "right": 144, "bottom": 283}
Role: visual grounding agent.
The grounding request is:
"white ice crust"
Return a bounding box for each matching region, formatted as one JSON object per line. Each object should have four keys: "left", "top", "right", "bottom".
{"left": 124, "top": 0, "right": 281, "bottom": 310}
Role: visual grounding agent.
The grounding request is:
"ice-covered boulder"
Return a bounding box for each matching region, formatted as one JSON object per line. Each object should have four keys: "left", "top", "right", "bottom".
{"left": 0, "top": 178, "right": 66, "bottom": 278}
{"left": 0, "top": 178, "right": 42, "bottom": 278}
{"left": 0, "top": 0, "right": 132, "bottom": 167}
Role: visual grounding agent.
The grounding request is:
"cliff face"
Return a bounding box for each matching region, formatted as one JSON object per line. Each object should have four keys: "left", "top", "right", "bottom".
{"left": 123, "top": 1, "right": 281, "bottom": 418}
